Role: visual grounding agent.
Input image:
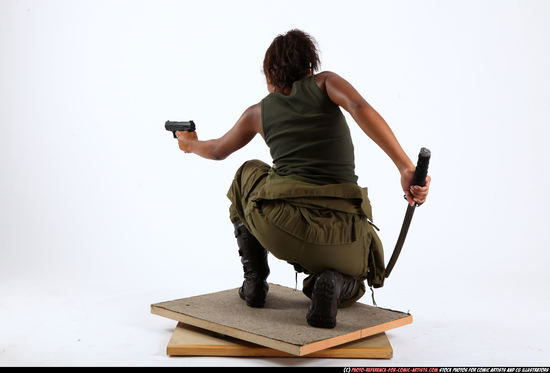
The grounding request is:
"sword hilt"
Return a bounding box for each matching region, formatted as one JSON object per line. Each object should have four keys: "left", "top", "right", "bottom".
{"left": 413, "top": 147, "right": 430, "bottom": 186}
{"left": 412, "top": 147, "right": 431, "bottom": 206}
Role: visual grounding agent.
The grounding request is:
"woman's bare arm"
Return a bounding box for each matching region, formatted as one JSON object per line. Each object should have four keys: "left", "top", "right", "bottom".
{"left": 176, "top": 103, "right": 262, "bottom": 160}
{"left": 319, "top": 71, "right": 430, "bottom": 205}
{"left": 320, "top": 71, "right": 413, "bottom": 172}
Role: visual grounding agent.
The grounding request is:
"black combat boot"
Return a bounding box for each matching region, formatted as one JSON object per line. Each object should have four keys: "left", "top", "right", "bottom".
{"left": 306, "top": 270, "right": 360, "bottom": 328}
{"left": 233, "top": 220, "right": 270, "bottom": 308}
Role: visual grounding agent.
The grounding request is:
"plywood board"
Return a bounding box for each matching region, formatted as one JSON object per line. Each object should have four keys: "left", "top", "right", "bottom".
{"left": 151, "top": 283, "right": 411, "bottom": 356}
{"left": 167, "top": 322, "right": 393, "bottom": 359}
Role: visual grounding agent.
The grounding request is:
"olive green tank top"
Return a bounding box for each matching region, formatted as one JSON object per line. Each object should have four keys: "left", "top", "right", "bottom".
{"left": 261, "top": 75, "right": 358, "bottom": 185}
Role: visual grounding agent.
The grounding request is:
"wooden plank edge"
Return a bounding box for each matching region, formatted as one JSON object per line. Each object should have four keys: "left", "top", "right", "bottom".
{"left": 299, "top": 314, "right": 412, "bottom": 356}
{"left": 167, "top": 344, "right": 293, "bottom": 357}
{"left": 151, "top": 305, "right": 302, "bottom": 356}
{"left": 167, "top": 343, "right": 393, "bottom": 359}
{"left": 310, "top": 346, "right": 393, "bottom": 359}
{"left": 167, "top": 323, "right": 392, "bottom": 359}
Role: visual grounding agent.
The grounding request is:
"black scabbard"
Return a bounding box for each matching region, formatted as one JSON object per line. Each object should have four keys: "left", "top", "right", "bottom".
{"left": 384, "top": 147, "right": 431, "bottom": 279}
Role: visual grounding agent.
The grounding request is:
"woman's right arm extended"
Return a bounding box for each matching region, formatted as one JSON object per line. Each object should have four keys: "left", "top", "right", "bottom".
{"left": 319, "top": 71, "right": 430, "bottom": 205}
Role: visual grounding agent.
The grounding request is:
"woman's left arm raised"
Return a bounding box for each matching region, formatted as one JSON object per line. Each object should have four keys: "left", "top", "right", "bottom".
{"left": 176, "top": 103, "right": 262, "bottom": 160}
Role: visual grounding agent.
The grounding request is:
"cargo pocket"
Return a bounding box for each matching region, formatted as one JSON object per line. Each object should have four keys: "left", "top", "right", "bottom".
{"left": 255, "top": 199, "right": 359, "bottom": 245}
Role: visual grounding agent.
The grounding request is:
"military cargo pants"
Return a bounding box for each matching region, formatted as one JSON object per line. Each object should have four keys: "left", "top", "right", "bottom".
{"left": 227, "top": 160, "right": 385, "bottom": 306}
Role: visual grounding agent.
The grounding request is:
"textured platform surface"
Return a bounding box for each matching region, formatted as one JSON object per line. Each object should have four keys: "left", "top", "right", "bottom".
{"left": 167, "top": 322, "right": 393, "bottom": 358}
{"left": 151, "top": 283, "right": 411, "bottom": 356}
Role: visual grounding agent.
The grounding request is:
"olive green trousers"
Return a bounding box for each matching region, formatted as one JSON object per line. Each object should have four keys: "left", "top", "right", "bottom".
{"left": 227, "top": 160, "right": 385, "bottom": 306}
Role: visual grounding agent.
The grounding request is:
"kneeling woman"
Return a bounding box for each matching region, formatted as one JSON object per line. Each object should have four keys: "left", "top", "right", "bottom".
{"left": 175, "top": 29, "right": 431, "bottom": 328}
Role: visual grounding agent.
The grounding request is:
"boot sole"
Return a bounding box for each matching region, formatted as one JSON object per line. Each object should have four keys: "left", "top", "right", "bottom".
{"left": 306, "top": 271, "right": 338, "bottom": 328}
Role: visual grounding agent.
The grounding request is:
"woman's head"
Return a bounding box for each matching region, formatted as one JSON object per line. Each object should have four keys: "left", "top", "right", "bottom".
{"left": 263, "top": 29, "right": 320, "bottom": 93}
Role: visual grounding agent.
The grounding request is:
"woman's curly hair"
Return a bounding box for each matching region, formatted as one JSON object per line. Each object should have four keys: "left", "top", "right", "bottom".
{"left": 263, "top": 29, "right": 320, "bottom": 92}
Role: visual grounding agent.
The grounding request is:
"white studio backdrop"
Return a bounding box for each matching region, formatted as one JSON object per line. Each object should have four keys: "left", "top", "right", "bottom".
{"left": 1, "top": 0, "right": 549, "bottom": 366}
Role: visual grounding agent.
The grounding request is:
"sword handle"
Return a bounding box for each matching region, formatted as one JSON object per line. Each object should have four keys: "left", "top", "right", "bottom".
{"left": 413, "top": 147, "right": 431, "bottom": 187}
{"left": 412, "top": 147, "right": 431, "bottom": 206}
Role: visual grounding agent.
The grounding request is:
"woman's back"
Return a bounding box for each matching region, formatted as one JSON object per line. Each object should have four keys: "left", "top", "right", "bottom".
{"left": 262, "top": 74, "right": 358, "bottom": 185}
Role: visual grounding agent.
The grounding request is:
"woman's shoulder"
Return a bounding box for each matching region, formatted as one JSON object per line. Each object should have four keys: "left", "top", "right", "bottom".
{"left": 313, "top": 71, "right": 339, "bottom": 94}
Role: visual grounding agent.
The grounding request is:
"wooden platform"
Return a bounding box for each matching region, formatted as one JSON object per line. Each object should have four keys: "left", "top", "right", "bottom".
{"left": 167, "top": 322, "right": 393, "bottom": 358}
{"left": 151, "top": 283, "right": 412, "bottom": 356}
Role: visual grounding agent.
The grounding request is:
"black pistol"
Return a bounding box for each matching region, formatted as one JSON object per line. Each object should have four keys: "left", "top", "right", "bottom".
{"left": 165, "top": 120, "right": 196, "bottom": 138}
